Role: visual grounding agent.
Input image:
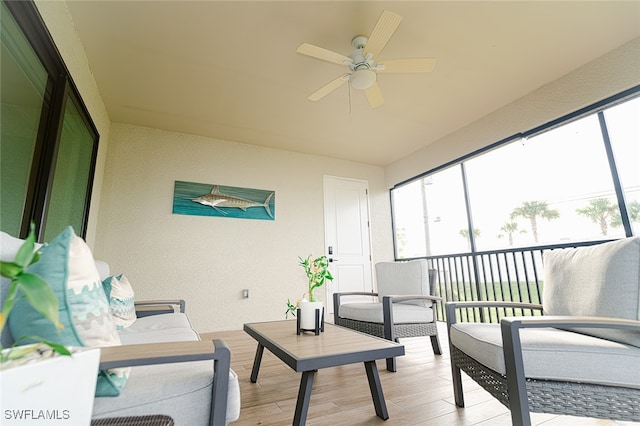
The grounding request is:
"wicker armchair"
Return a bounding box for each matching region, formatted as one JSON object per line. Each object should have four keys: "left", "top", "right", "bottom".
{"left": 446, "top": 237, "right": 640, "bottom": 426}
{"left": 333, "top": 260, "right": 442, "bottom": 372}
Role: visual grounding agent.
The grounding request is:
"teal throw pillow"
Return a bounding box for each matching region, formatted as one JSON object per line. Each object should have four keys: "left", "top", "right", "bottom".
{"left": 9, "top": 226, "right": 129, "bottom": 396}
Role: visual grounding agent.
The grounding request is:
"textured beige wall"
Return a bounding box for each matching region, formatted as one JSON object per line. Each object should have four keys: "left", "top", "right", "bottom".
{"left": 33, "top": 0, "right": 392, "bottom": 333}
{"left": 34, "top": 0, "right": 639, "bottom": 333}
{"left": 34, "top": 0, "right": 111, "bottom": 247}
{"left": 385, "top": 37, "right": 640, "bottom": 188}
{"left": 93, "top": 124, "right": 392, "bottom": 332}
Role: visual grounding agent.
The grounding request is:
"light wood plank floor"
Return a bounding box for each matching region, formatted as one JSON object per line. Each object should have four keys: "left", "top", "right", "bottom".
{"left": 201, "top": 323, "right": 637, "bottom": 426}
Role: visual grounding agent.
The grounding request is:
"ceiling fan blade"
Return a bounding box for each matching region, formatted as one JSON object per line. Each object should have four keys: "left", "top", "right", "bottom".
{"left": 296, "top": 43, "right": 352, "bottom": 66}
{"left": 364, "top": 10, "right": 402, "bottom": 59}
{"left": 364, "top": 82, "right": 384, "bottom": 109}
{"left": 378, "top": 57, "right": 436, "bottom": 73}
{"left": 308, "top": 75, "right": 349, "bottom": 101}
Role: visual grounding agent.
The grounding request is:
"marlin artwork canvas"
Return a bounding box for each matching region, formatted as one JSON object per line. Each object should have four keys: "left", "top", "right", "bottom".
{"left": 172, "top": 181, "right": 275, "bottom": 221}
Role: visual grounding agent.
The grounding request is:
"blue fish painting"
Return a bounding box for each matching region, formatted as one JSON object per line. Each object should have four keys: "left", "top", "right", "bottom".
{"left": 173, "top": 181, "right": 275, "bottom": 220}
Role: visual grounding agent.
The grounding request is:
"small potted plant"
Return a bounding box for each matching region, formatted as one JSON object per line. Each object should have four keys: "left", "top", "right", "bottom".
{"left": 286, "top": 255, "right": 333, "bottom": 332}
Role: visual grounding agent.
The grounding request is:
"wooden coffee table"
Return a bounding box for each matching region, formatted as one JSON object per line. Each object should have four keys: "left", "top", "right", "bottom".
{"left": 243, "top": 320, "right": 405, "bottom": 425}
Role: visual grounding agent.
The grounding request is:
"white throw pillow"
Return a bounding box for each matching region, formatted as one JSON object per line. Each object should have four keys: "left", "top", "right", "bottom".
{"left": 102, "top": 274, "right": 136, "bottom": 329}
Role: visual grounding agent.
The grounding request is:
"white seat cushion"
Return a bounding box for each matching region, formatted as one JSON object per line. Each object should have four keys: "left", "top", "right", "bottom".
{"left": 339, "top": 302, "right": 434, "bottom": 324}
{"left": 93, "top": 360, "right": 240, "bottom": 424}
{"left": 94, "top": 312, "right": 241, "bottom": 424}
{"left": 450, "top": 323, "right": 640, "bottom": 389}
{"left": 118, "top": 313, "right": 199, "bottom": 344}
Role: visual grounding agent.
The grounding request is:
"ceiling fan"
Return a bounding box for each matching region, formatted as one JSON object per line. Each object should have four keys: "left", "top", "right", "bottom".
{"left": 296, "top": 10, "right": 436, "bottom": 109}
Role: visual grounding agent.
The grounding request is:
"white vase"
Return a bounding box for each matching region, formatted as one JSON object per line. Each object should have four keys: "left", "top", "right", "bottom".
{"left": 1, "top": 345, "right": 100, "bottom": 425}
{"left": 299, "top": 300, "right": 324, "bottom": 332}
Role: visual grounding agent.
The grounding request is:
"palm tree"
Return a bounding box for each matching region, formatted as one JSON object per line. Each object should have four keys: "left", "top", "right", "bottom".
{"left": 459, "top": 228, "right": 480, "bottom": 250}
{"left": 499, "top": 221, "right": 523, "bottom": 246}
{"left": 510, "top": 201, "right": 559, "bottom": 243}
{"left": 395, "top": 227, "right": 408, "bottom": 257}
{"left": 611, "top": 200, "right": 640, "bottom": 228}
{"left": 629, "top": 200, "right": 640, "bottom": 222}
{"left": 576, "top": 198, "right": 618, "bottom": 236}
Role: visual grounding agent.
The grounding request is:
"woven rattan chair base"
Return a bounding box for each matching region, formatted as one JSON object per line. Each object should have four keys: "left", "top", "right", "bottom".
{"left": 91, "top": 415, "right": 174, "bottom": 426}
{"left": 335, "top": 317, "right": 438, "bottom": 340}
{"left": 452, "top": 346, "right": 640, "bottom": 422}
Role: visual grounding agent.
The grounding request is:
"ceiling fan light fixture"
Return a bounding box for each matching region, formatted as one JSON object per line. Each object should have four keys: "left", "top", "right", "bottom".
{"left": 350, "top": 69, "right": 377, "bottom": 90}
{"left": 297, "top": 10, "right": 436, "bottom": 108}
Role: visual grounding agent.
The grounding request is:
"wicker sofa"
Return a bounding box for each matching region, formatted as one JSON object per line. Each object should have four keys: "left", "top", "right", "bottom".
{"left": 446, "top": 237, "right": 640, "bottom": 425}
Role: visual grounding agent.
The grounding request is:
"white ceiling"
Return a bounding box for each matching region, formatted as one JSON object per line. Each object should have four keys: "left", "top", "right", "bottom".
{"left": 65, "top": 1, "right": 640, "bottom": 166}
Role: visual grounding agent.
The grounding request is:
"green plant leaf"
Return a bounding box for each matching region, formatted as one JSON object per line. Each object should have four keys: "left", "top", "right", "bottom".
{"left": 18, "top": 273, "right": 61, "bottom": 329}
{"left": 29, "top": 251, "right": 41, "bottom": 267}
{"left": 2, "top": 344, "right": 38, "bottom": 361}
{"left": 0, "top": 282, "right": 20, "bottom": 331}
{"left": 0, "top": 261, "right": 22, "bottom": 279}
{"left": 14, "top": 223, "right": 37, "bottom": 268}
{"left": 41, "top": 340, "right": 72, "bottom": 356}
{"left": 285, "top": 299, "right": 297, "bottom": 319}
{"left": 2, "top": 341, "right": 71, "bottom": 362}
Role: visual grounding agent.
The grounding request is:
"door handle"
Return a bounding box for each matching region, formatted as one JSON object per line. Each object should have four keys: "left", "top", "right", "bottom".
{"left": 328, "top": 258, "right": 338, "bottom": 262}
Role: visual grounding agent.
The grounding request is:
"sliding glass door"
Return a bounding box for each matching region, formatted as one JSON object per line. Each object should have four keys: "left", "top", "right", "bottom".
{"left": 1, "top": 0, "right": 98, "bottom": 240}
{"left": 0, "top": 0, "right": 50, "bottom": 237}
{"left": 43, "top": 94, "right": 97, "bottom": 241}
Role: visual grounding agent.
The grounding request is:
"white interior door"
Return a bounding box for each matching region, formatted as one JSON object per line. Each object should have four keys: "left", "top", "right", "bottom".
{"left": 323, "top": 176, "right": 373, "bottom": 314}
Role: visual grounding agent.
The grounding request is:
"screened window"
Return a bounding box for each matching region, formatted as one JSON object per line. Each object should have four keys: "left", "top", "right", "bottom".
{"left": 392, "top": 90, "right": 640, "bottom": 258}
{"left": 393, "top": 167, "right": 469, "bottom": 257}
{"left": 467, "top": 114, "right": 621, "bottom": 250}
{"left": 603, "top": 97, "right": 640, "bottom": 236}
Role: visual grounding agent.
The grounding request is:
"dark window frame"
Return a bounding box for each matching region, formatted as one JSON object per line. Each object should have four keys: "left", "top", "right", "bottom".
{"left": 3, "top": 0, "right": 99, "bottom": 241}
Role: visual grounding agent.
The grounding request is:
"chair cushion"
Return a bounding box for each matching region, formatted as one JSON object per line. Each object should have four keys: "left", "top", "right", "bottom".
{"left": 450, "top": 323, "right": 640, "bottom": 389}
{"left": 375, "top": 260, "right": 430, "bottom": 307}
{"left": 94, "top": 312, "right": 241, "bottom": 424}
{"left": 542, "top": 236, "right": 640, "bottom": 347}
{"left": 339, "top": 302, "right": 434, "bottom": 324}
{"left": 93, "top": 360, "right": 240, "bottom": 424}
{"left": 118, "top": 313, "right": 200, "bottom": 344}
{"left": 8, "top": 226, "right": 129, "bottom": 396}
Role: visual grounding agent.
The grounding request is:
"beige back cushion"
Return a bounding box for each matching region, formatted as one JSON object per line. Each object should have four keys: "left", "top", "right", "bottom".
{"left": 375, "top": 260, "right": 430, "bottom": 306}
{"left": 542, "top": 236, "right": 640, "bottom": 347}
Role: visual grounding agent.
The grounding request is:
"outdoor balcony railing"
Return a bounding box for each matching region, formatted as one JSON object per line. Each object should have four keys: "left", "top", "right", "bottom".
{"left": 409, "top": 240, "right": 614, "bottom": 323}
